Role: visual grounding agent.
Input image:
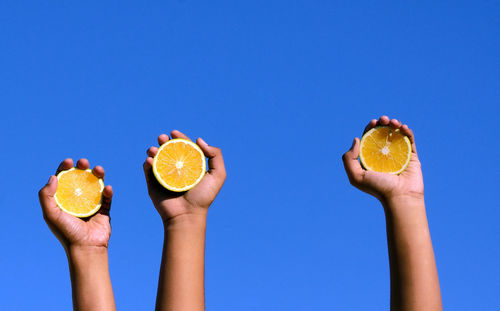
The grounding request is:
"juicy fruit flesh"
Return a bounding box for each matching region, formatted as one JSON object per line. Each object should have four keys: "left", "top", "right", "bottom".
{"left": 360, "top": 127, "right": 411, "bottom": 174}
{"left": 154, "top": 139, "right": 206, "bottom": 191}
{"left": 55, "top": 169, "right": 103, "bottom": 217}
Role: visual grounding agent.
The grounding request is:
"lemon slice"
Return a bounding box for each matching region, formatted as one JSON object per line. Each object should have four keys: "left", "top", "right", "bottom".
{"left": 55, "top": 168, "right": 104, "bottom": 217}
{"left": 153, "top": 138, "right": 206, "bottom": 192}
{"left": 359, "top": 126, "right": 412, "bottom": 174}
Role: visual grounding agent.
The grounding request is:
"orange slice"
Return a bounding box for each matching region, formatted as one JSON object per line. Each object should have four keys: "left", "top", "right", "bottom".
{"left": 153, "top": 138, "right": 206, "bottom": 192}
{"left": 359, "top": 126, "right": 412, "bottom": 174}
{"left": 55, "top": 168, "right": 104, "bottom": 217}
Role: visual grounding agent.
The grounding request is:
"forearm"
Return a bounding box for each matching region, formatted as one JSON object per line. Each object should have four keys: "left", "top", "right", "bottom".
{"left": 383, "top": 196, "right": 442, "bottom": 311}
{"left": 156, "top": 213, "right": 207, "bottom": 311}
{"left": 67, "top": 246, "right": 116, "bottom": 311}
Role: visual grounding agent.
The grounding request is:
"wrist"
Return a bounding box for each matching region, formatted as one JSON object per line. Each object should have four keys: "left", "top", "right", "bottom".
{"left": 381, "top": 193, "right": 425, "bottom": 210}
{"left": 67, "top": 245, "right": 108, "bottom": 260}
{"left": 163, "top": 212, "right": 208, "bottom": 230}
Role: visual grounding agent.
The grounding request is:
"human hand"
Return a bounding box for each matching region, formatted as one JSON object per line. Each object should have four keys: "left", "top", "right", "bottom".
{"left": 143, "top": 130, "right": 226, "bottom": 222}
{"left": 342, "top": 116, "right": 424, "bottom": 205}
{"left": 39, "top": 158, "right": 114, "bottom": 252}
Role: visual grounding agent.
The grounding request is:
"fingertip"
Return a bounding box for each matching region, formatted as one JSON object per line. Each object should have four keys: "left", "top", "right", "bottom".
{"left": 390, "top": 119, "right": 401, "bottom": 128}
{"left": 103, "top": 185, "right": 113, "bottom": 197}
{"left": 143, "top": 157, "right": 154, "bottom": 170}
{"left": 197, "top": 137, "right": 208, "bottom": 147}
{"left": 93, "top": 165, "right": 105, "bottom": 178}
{"left": 147, "top": 146, "right": 159, "bottom": 157}
{"left": 171, "top": 130, "right": 191, "bottom": 140}
{"left": 349, "top": 137, "right": 357, "bottom": 150}
{"left": 158, "top": 134, "right": 169, "bottom": 145}
{"left": 171, "top": 129, "right": 180, "bottom": 136}
{"left": 39, "top": 175, "right": 58, "bottom": 199}
{"left": 76, "top": 158, "right": 90, "bottom": 170}
{"left": 379, "top": 115, "right": 390, "bottom": 125}
{"left": 56, "top": 158, "right": 74, "bottom": 175}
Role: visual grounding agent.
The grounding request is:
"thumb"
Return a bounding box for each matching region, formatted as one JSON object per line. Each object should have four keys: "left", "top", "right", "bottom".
{"left": 38, "top": 175, "right": 59, "bottom": 216}
{"left": 342, "top": 138, "right": 365, "bottom": 186}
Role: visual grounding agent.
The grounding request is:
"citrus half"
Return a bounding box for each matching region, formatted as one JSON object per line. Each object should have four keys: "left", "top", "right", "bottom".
{"left": 153, "top": 138, "right": 206, "bottom": 192}
{"left": 359, "top": 126, "right": 412, "bottom": 175}
{"left": 55, "top": 168, "right": 104, "bottom": 217}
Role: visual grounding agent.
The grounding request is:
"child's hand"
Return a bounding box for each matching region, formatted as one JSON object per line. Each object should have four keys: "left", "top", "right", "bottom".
{"left": 38, "top": 158, "right": 114, "bottom": 250}
{"left": 143, "top": 130, "right": 227, "bottom": 222}
{"left": 342, "top": 116, "right": 424, "bottom": 204}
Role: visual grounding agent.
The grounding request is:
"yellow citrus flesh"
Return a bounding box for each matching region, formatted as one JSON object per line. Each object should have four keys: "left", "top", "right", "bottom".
{"left": 55, "top": 168, "right": 104, "bottom": 218}
{"left": 359, "top": 126, "right": 412, "bottom": 175}
{"left": 153, "top": 138, "right": 206, "bottom": 192}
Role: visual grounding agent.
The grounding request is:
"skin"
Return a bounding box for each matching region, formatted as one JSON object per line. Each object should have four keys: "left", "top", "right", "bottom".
{"left": 342, "top": 116, "right": 443, "bottom": 311}
{"left": 143, "top": 130, "right": 226, "bottom": 311}
{"left": 38, "top": 158, "right": 116, "bottom": 311}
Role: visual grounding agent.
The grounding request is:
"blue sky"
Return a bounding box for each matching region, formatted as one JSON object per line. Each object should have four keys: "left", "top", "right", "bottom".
{"left": 0, "top": 1, "right": 498, "bottom": 310}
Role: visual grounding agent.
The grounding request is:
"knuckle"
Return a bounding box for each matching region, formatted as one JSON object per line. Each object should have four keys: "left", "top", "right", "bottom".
{"left": 38, "top": 188, "right": 46, "bottom": 198}
{"left": 212, "top": 147, "right": 222, "bottom": 156}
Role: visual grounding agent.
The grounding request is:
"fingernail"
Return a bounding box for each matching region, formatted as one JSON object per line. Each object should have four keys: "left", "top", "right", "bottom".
{"left": 47, "top": 175, "right": 54, "bottom": 184}
{"left": 351, "top": 138, "right": 356, "bottom": 149}
{"left": 198, "top": 137, "right": 208, "bottom": 146}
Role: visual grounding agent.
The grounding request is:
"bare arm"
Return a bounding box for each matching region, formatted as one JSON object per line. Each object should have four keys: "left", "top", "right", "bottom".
{"left": 39, "top": 158, "right": 116, "bottom": 311}
{"left": 156, "top": 214, "right": 207, "bottom": 310}
{"left": 67, "top": 246, "right": 116, "bottom": 311}
{"left": 342, "top": 116, "right": 442, "bottom": 311}
{"left": 143, "top": 131, "right": 226, "bottom": 311}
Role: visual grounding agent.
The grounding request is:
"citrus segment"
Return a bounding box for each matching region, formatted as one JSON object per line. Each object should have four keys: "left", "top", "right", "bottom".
{"left": 359, "top": 126, "right": 412, "bottom": 174}
{"left": 55, "top": 168, "right": 104, "bottom": 218}
{"left": 153, "top": 138, "right": 206, "bottom": 192}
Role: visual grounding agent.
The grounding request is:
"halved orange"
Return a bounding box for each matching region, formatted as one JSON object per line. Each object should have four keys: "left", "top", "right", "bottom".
{"left": 153, "top": 138, "right": 206, "bottom": 192}
{"left": 359, "top": 126, "right": 412, "bottom": 174}
{"left": 55, "top": 168, "right": 104, "bottom": 217}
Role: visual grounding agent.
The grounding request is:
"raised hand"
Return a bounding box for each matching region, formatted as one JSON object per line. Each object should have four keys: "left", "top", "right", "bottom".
{"left": 342, "top": 115, "right": 424, "bottom": 203}
{"left": 143, "top": 130, "right": 227, "bottom": 221}
{"left": 39, "top": 158, "right": 114, "bottom": 250}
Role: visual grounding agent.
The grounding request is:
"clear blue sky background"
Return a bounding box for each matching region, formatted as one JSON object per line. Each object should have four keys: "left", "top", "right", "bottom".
{"left": 1, "top": 1, "right": 498, "bottom": 310}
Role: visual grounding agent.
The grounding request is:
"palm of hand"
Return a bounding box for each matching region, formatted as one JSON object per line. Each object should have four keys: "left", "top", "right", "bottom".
{"left": 48, "top": 210, "right": 112, "bottom": 248}
{"left": 362, "top": 154, "right": 424, "bottom": 200}
{"left": 147, "top": 169, "right": 220, "bottom": 220}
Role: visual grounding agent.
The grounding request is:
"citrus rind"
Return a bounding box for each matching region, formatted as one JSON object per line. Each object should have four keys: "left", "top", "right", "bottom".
{"left": 152, "top": 138, "right": 207, "bottom": 192}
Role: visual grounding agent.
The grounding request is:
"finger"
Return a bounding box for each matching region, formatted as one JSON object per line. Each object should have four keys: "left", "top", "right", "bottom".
{"left": 38, "top": 175, "right": 60, "bottom": 218}
{"left": 92, "top": 165, "right": 105, "bottom": 179}
{"left": 363, "top": 119, "right": 378, "bottom": 134}
{"left": 197, "top": 137, "right": 227, "bottom": 181}
{"left": 55, "top": 158, "right": 73, "bottom": 175}
{"left": 342, "top": 138, "right": 365, "bottom": 186}
{"left": 400, "top": 124, "right": 418, "bottom": 154}
{"left": 158, "top": 134, "right": 169, "bottom": 146}
{"left": 171, "top": 130, "right": 191, "bottom": 141}
{"left": 379, "top": 115, "right": 390, "bottom": 126}
{"left": 147, "top": 146, "right": 159, "bottom": 157}
{"left": 98, "top": 185, "right": 113, "bottom": 216}
{"left": 76, "top": 158, "right": 90, "bottom": 170}
{"left": 390, "top": 118, "right": 401, "bottom": 128}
